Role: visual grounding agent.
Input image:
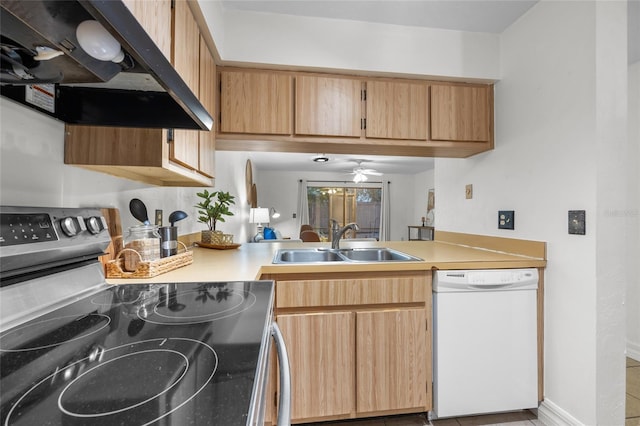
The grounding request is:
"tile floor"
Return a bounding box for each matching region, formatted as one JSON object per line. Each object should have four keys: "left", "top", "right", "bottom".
{"left": 299, "top": 360, "right": 640, "bottom": 426}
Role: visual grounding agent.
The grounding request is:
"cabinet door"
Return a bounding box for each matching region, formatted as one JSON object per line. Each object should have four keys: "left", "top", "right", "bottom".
{"left": 356, "top": 308, "right": 428, "bottom": 413}
{"left": 219, "top": 71, "right": 292, "bottom": 135}
{"left": 169, "top": 129, "right": 199, "bottom": 170}
{"left": 198, "top": 36, "right": 215, "bottom": 177}
{"left": 278, "top": 312, "right": 355, "bottom": 421}
{"left": 169, "top": 1, "right": 200, "bottom": 171}
{"left": 122, "top": 0, "right": 172, "bottom": 60}
{"left": 172, "top": 0, "right": 199, "bottom": 97}
{"left": 295, "top": 75, "right": 362, "bottom": 137}
{"left": 430, "top": 84, "right": 491, "bottom": 142}
{"left": 365, "top": 81, "right": 428, "bottom": 140}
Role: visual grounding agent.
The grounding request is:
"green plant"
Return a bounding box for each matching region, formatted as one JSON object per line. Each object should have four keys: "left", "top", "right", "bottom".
{"left": 194, "top": 190, "right": 236, "bottom": 231}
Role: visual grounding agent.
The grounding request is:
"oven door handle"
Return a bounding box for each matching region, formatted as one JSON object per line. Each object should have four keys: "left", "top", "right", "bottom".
{"left": 271, "top": 322, "right": 291, "bottom": 426}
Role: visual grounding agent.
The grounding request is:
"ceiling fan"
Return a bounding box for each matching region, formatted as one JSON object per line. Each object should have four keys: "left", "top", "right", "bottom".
{"left": 346, "top": 160, "right": 382, "bottom": 183}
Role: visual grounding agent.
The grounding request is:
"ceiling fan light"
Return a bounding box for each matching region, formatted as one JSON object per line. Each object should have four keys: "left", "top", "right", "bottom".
{"left": 353, "top": 172, "right": 367, "bottom": 183}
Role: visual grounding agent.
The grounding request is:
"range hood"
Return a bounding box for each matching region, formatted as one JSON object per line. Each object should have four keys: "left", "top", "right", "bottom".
{"left": 0, "top": 0, "right": 213, "bottom": 130}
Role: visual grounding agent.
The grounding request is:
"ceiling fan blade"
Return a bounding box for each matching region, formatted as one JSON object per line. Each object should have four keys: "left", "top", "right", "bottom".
{"left": 361, "top": 169, "right": 382, "bottom": 175}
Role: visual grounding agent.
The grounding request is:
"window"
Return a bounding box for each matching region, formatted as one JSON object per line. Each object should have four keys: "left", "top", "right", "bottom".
{"left": 307, "top": 184, "right": 382, "bottom": 241}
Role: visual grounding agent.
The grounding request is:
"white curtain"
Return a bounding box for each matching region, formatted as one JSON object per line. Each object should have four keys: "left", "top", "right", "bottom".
{"left": 296, "top": 179, "right": 309, "bottom": 234}
{"left": 379, "top": 181, "right": 391, "bottom": 241}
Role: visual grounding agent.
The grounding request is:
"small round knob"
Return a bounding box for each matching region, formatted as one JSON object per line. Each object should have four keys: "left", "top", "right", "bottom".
{"left": 60, "top": 217, "right": 78, "bottom": 237}
{"left": 85, "top": 216, "right": 102, "bottom": 234}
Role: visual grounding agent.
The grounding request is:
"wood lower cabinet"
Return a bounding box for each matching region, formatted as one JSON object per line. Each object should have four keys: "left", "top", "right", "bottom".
{"left": 278, "top": 312, "right": 355, "bottom": 420}
{"left": 265, "top": 271, "right": 431, "bottom": 424}
{"left": 356, "top": 308, "right": 428, "bottom": 414}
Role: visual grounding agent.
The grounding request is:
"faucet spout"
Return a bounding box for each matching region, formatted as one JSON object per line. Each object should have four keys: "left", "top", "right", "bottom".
{"left": 331, "top": 222, "right": 360, "bottom": 250}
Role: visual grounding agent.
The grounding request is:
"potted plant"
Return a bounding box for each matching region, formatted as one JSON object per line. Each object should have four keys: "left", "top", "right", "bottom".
{"left": 195, "top": 190, "right": 236, "bottom": 244}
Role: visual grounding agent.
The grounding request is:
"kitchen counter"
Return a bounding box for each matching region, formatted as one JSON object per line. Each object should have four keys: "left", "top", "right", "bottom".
{"left": 107, "top": 235, "right": 546, "bottom": 285}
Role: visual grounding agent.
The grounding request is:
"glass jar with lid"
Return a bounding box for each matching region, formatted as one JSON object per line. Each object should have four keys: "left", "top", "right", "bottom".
{"left": 122, "top": 225, "right": 161, "bottom": 272}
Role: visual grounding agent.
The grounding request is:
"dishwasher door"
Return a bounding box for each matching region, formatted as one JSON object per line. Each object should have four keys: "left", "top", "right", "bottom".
{"left": 432, "top": 269, "right": 539, "bottom": 418}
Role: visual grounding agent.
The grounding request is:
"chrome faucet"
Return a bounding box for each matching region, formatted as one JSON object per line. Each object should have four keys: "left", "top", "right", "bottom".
{"left": 330, "top": 219, "right": 360, "bottom": 250}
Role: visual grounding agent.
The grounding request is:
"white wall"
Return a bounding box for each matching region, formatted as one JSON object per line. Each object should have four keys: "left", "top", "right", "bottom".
{"left": 628, "top": 60, "right": 640, "bottom": 361}
{"left": 0, "top": 99, "right": 253, "bottom": 242}
{"left": 256, "top": 169, "right": 426, "bottom": 241}
{"left": 435, "top": 2, "right": 630, "bottom": 424}
{"left": 206, "top": 7, "right": 500, "bottom": 81}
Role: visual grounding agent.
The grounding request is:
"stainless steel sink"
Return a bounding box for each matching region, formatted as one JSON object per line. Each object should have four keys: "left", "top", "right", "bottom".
{"left": 337, "top": 248, "right": 422, "bottom": 262}
{"left": 272, "top": 248, "right": 422, "bottom": 264}
{"left": 275, "top": 249, "right": 344, "bottom": 263}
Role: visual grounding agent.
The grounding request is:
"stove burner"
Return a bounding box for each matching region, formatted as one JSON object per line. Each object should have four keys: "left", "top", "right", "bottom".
{"left": 4, "top": 338, "right": 218, "bottom": 426}
{"left": 0, "top": 314, "right": 111, "bottom": 353}
{"left": 140, "top": 286, "right": 257, "bottom": 325}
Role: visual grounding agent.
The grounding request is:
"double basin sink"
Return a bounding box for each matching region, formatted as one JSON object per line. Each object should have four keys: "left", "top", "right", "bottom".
{"left": 273, "top": 247, "right": 423, "bottom": 264}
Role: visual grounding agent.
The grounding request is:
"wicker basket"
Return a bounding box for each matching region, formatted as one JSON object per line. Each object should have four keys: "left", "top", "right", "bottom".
{"left": 106, "top": 242, "right": 193, "bottom": 279}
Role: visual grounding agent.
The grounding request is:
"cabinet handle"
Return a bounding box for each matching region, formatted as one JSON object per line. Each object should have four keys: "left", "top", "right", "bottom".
{"left": 167, "top": 128, "right": 174, "bottom": 144}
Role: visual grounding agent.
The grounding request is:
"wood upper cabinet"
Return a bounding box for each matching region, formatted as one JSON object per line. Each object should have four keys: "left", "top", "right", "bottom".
{"left": 430, "top": 84, "right": 492, "bottom": 142}
{"left": 170, "top": 6, "right": 215, "bottom": 176}
{"left": 219, "top": 70, "right": 292, "bottom": 135}
{"left": 197, "top": 36, "right": 216, "bottom": 178}
{"left": 122, "top": 0, "right": 172, "bottom": 60}
{"left": 356, "top": 308, "right": 428, "bottom": 413}
{"left": 270, "top": 272, "right": 431, "bottom": 424}
{"left": 294, "top": 75, "right": 362, "bottom": 137}
{"left": 172, "top": 0, "right": 199, "bottom": 97}
{"left": 278, "top": 312, "right": 355, "bottom": 421}
{"left": 365, "top": 80, "right": 428, "bottom": 140}
{"left": 64, "top": 125, "right": 214, "bottom": 186}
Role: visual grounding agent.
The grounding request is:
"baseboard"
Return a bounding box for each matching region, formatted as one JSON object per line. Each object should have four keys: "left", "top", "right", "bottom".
{"left": 538, "top": 399, "right": 583, "bottom": 426}
{"left": 628, "top": 339, "right": 640, "bottom": 362}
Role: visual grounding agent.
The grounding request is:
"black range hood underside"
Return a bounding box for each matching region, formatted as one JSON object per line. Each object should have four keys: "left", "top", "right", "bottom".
{"left": 0, "top": 0, "right": 213, "bottom": 130}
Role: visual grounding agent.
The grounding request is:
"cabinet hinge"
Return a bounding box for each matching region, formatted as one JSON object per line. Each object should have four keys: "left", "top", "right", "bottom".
{"left": 167, "top": 128, "right": 174, "bottom": 143}
{"left": 170, "top": 0, "right": 175, "bottom": 9}
{"left": 361, "top": 89, "right": 366, "bottom": 101}
{"left": 361, "top": 118, "right": 366, "bottom": 129}
{"left": 274, "top": 391, "right": 278, "bottom": 408}
{"left": 426, "top": 319, "right": 428, "bottom": 330}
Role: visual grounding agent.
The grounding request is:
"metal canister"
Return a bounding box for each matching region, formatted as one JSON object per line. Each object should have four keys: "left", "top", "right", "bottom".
{"left": 159, "top": 226, "right": 178, "bottom": 258}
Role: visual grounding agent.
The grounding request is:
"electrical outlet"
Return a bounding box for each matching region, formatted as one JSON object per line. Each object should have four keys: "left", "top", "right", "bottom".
{"left": 155, "top": 209, "right": 163, "bottom": 226}
{"left": 498, "top": 210, "right": 514, "bottom": 230}
{"left": 465, "top": 184, "right": 473, "bottom": 199}
{"left": 568, "top": 210, "right": 586, "bottom": 235}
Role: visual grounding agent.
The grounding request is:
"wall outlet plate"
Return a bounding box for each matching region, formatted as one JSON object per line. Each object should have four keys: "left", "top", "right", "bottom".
{"left": 568, "top": 210, "right": 586, "bottom": 235}
{"left": 498, "top": 210, "right": 515, "bottom": 230}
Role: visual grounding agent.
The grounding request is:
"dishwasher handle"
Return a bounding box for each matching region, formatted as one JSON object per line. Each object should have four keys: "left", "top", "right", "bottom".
{"left": 271, "top": 323, "right": 291, "bottom": 426}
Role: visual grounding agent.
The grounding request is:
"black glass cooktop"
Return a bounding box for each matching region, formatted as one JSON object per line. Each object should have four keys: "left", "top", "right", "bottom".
{"left": 0, "top": 281, "right": 274, "bottom": 426}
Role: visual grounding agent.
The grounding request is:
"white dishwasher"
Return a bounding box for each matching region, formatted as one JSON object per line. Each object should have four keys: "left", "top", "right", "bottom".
{"left": 432, "top": 269, "right": 539, "bottom": 418}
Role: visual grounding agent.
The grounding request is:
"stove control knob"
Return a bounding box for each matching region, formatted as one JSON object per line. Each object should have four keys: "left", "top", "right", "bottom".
{"left": 60, "top": 217, "right": 78, "bottom": 237}
{"left": 85, "top": 216, "right": 102, "bottom": 234}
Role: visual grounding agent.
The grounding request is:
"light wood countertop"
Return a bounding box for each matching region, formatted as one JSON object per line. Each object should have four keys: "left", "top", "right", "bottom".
{"left": 106, "top": 237, "right": 546, "bottom": 285}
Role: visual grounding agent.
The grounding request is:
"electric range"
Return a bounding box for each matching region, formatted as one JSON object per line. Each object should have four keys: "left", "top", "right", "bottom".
{"left": 0, "top": 206, "right": 278, "bottom": 426}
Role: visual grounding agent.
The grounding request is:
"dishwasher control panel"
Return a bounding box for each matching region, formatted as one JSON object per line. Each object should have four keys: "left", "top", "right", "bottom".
{"left": 433, "top": 269, "right": 539, "bottom": 292}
